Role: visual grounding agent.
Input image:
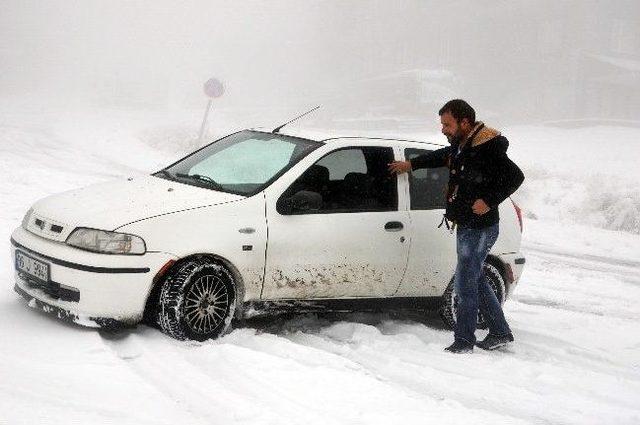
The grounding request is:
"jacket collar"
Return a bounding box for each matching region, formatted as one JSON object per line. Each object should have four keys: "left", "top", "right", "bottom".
{"left": 467, "top": 122, "right": 500, "bottom": 147}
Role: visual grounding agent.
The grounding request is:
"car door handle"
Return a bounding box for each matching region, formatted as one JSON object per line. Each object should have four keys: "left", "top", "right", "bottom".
{"left": 384, "top": 221, "right": 404, "bottom": 232}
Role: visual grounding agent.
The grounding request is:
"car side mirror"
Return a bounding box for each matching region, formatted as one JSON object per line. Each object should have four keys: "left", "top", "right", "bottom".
{"left": 277, "top": 190, "right": 322, "bottom": 215}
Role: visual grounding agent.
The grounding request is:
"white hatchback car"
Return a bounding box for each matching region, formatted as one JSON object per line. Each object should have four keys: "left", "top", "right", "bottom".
{"left": 11, "top": 128, "right": 525, "bottom": 340}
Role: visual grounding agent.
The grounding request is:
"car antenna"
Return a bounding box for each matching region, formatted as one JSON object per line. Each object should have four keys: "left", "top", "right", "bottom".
{"left": 272, "top": 105, "right": 321, "bottom": 134}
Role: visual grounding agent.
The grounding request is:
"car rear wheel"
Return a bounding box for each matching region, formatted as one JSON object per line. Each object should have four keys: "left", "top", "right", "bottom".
{"left": 157, "top": 257, "right": 236, "bottom": 341}
{"left": 439, "top": 261, "right": 506, "bottom": 330}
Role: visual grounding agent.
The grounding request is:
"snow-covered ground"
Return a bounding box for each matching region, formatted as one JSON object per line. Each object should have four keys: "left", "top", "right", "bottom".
{"left": 1, "top": 105, "right": 639, "bottom": 424}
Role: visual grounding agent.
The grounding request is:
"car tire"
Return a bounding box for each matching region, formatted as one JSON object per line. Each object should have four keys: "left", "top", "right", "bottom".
{"left": 439, "top": 261, "right": 506, "bottom": 330}
{"left": 157, "top": 257, "right": 236, "bottom": 341}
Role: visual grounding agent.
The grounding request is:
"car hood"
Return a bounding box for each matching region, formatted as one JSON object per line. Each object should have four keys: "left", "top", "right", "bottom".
{"left": 28, "top": 175, "right": 244, "bottom": 239}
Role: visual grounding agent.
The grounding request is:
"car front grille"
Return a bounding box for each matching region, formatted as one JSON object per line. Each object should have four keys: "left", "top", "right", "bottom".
{"left": 18, "top": 272, "right": 80, "bottom": 302}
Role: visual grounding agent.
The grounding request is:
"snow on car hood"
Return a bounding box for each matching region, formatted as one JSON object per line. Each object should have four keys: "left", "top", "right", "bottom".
{"left": 30, "top": 175, "right": 245, "bottom": 234}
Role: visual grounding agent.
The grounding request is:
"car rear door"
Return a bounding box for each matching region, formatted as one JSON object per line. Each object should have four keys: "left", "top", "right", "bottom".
{"left": 395, "top": 144, "right": 457, "bottom": 297}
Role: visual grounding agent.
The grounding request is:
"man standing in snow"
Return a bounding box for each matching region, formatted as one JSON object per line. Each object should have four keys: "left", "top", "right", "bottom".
{"left": 388, "top": 99, "right": 524, "bottom": 353}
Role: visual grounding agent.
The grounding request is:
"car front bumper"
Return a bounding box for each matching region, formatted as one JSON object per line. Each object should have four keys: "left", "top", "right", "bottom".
{"left": 10, "top": 226, "right": 178, "bottom": 326}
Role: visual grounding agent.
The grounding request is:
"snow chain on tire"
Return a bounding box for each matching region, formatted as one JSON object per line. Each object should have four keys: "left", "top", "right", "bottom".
{"left": 157, "top": 257, "right": 236, "bottom": 341}
{"left": 439, "top": 262, "right": 506, "bottom": 330}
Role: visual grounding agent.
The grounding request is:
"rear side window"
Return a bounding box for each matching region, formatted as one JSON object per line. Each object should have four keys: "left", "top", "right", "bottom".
{"left": 405, "top": 148, "right": 447, "bottom": 210}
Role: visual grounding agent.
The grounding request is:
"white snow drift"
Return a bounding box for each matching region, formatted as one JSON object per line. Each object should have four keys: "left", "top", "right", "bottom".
{"left": 1, "top": 106, "right": 639, "bottom": 424}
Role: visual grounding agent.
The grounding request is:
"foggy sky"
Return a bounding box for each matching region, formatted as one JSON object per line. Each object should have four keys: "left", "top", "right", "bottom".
{"left": 1, "top": 1, "right": 639, "bottom": 126}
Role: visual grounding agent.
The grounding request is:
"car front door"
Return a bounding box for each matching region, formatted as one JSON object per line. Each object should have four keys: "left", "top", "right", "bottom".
{"left": 262, "top": 143, "right": 410, "bottom": 300}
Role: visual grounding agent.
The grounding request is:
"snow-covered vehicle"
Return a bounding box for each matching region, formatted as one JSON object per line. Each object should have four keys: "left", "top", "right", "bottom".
{"left": 10, "top": 128, "right": 526, "bottom": 340}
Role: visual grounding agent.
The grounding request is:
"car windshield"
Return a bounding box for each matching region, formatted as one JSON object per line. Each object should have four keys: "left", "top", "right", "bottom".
{"left": 154, "top": 130, "right": 321, "bottom": 196}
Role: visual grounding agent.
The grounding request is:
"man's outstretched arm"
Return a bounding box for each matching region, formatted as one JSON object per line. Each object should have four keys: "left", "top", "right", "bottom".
{"left": 388, "top": 146, "right": 450, "bottom": 174}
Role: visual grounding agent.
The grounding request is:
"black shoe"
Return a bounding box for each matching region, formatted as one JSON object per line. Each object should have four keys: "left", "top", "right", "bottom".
{"left": 476, "top": 333, "right": 514, "bottom": 351}
{"left": 444, "top": 340, "right": 474, "bottom": 354}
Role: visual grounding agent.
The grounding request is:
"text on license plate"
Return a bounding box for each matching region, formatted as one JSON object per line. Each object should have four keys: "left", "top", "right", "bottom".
{"left": 15, "top": 250, "right": 50, "bottom": 282}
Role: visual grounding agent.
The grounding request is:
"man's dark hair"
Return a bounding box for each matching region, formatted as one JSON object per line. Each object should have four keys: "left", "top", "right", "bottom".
{"left": 439, "top": 99, "right": 476, "bottom": 125}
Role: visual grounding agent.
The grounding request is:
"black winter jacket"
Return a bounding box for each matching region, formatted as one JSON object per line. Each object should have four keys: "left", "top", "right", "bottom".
{"left": 410, "top": 122, "right": 524, "bottom": 229}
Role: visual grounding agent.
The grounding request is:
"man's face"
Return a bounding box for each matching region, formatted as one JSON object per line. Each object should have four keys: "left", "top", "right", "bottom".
{"left": 440, "top": 112, "right": 469, "bottom": 142}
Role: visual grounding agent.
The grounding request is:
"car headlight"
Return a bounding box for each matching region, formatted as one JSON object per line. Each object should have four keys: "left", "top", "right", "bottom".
{"left": 21, "top": 208, "right": 34, "bottom": 230}
{"left": 66, "top": 228, "right": 146, "bottom": 255}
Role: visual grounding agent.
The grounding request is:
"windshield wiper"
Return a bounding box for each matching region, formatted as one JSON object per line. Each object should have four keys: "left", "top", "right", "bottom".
{"left": 175, "top": 173, "right": 224, "bottom": 191}
{"left": 156, "top": 170, "right": 175, "bottom": 180}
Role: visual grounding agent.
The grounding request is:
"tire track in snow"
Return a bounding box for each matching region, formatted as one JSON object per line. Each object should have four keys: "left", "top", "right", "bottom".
{"left": 522, "top": 244, "right": 640, "bottom": 285}
{"left": 99, "top": 329, "right": 338, "bottom": 425}
{"left": 100, "top": 331, "right": 253, "bottom": 425}
{"left": 283, "top": 324, "right": 563, "bottom": 425}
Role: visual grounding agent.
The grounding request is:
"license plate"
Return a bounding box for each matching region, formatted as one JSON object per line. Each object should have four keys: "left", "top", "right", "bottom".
{"left": 15, "top": 250, "right": 50, "bottom": 283}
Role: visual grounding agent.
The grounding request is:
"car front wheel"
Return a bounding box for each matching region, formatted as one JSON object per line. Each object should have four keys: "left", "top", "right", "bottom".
{"left": 439, "top": 261, "right": 506, "bottom": 330}
{"left": 157, "top": 257, "right": 236, "bottom": 341}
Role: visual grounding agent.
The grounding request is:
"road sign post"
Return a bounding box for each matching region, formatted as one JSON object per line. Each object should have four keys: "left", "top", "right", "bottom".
{"left": 198, "top": 78, "right": 225, "bottom": 143}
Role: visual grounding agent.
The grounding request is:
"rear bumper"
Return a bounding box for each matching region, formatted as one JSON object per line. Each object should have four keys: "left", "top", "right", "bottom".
{"left": 10, "top": 226, "right": 178, "bottom": 325}
{"left": 496, "top": 252, "right": 526, "bottom": 297}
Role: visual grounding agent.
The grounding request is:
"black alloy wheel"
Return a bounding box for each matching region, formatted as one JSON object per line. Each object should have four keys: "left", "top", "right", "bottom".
{"left": 157, "top": 257, "right": 236, "bottom": 341}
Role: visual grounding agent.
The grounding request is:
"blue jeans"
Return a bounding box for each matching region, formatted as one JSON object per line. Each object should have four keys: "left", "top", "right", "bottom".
{"left": 454, "top": 223, "right": 511, "bottom": 345}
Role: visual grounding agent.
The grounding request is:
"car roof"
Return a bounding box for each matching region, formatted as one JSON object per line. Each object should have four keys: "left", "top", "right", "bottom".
{"left": 250, "top": 127, "right": 447, "bottom": 149}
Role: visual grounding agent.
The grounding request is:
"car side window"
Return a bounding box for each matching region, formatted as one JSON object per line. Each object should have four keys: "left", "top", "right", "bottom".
{"left": 405, "top": 148, "right": 448, "bottom": 210}
{"left": 283, "top": 146, "right": 397, "bottom": 213}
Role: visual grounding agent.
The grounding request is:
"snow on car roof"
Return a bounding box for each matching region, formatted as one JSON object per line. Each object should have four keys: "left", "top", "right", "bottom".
{"left": 250, "top": 126, "right": 447, "bottom": 148}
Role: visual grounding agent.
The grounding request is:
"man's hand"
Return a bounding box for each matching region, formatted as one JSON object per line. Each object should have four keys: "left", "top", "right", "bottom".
{"left": 388, "top": 161, "right": 412, "bottom": 174}
{"left": 472, "top": 199, "right": 490, "bottom": 215}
